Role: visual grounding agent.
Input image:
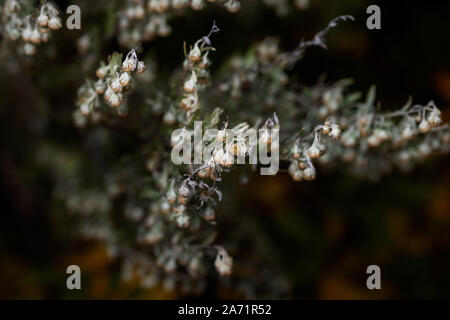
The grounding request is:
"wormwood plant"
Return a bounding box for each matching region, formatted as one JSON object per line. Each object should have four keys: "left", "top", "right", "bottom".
{"left": 68, "top": 13, "right": 450, "bottom": 295}
{"left": 0, "top": 0, "right": 61, "bottom": 55}
{"left": 2, "top": 1, "right": 449, "bottom": 298}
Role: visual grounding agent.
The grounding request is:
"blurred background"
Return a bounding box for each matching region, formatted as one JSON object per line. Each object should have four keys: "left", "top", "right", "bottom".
{"left": 0, "top": 0, "right": 449, "bottom": 299}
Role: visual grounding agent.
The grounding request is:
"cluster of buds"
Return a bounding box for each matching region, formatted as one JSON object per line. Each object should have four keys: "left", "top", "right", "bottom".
{"left": 328, "top": 96, "right": 449, "bottom": 175}
{"left": 179, "top": 22, "right": 219, "bottom": 118}
{"left": 1, "top": 1, "right": 62, "bottom": 55}
{"left": 342, "top": 101, "right": 443, "bottom": 150}
{"left": 74, "top": 49, "right": 146, "bottom": 125}
{"left": 287, "top": 119, "right": 341, "bottom": 181}
{"left": 117, "top": 0, "right": 240, "bottom": 48}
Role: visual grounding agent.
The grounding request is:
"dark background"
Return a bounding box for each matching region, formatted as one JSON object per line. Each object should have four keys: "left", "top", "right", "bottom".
{"left": 0, "top": 0, "right": 449, "bottom": 299}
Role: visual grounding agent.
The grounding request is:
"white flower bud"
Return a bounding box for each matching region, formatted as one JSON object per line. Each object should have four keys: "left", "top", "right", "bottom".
{"left": 122, "top": 54, "right": 137, "bottom": 72}
{"left": 214, "top": 247, "right": 233, "bottom": 277}
{"left": 427, "top": 109, "right": 442, "bottom": 127}
{"left": 417, "top": 142, "right": 431, "bottom": 156}
{"left": 225, "top": 0, "right": 241, "bottom": 13}
{"left": 164, "top": 258, "right": 177, "bottom": 273}
{"left": 95, "top": 79, "right": 106, "bottom": 94}
{"left": 161, "top": 200, "right": 171, "bottom": 214}
{"left": 401, "top": 123, "right": 417, "bottom": 140}
{"left": 119, "top": 72, "right": 132, "bottom": 87}
{"left": 374, "top": 128, "right": 389, "bottom": 141}
{"left": 163, "top": 109, "right": 176, "bottom": 125}
{"left": 166, "top": 180, "right": 177, "bottom": 204}
{"left": 203, "top": 207, "right": 216, "bottom": 221}
{"left": 188, "top": 43, "right": 202, "bottom": 62}
{"left": 48, "top": 16, "right": 62, "bottom": 30}
{"left": 290, "top": 168, "right": 303, "bottom": 181}
{"left": 110, "top": 78, "right": 123, "bottom": 93}
{"left": 177, "top": 183, "right": 191, "bottom": 205}
{"left": 367, "top": 134, "right": 381, "bottom": 148}
{"left": 183, "top": 71, "right": 197, "bottom": 93}
{"left": 96, "top": 66, "right": 109, "bottom": 79}
{"left": 22, "top": 26, "right": 33, "bottom": 42}
{"left": 106, "top": 92, "right": 123, "bottom": 107}
{"left": 191, "top": 0, "right": 205, "bottom": 11}
{"left": 306, "top": 144, "right": 321, "bottom": 158}
{"left": 419, "top": 119, "right": 431, "bottom": 133}
{"left": 104, "top": 86, "right": 113, "bottom": 100}
{"left": 329, "top": 124, "right": 341, "bottom": 139}
{"left": 259, "top": 130, "right": 271, "bottom": 145}
{"left": 23, "top": 43, "right": 36, "bottom": 55}
{"left": 37, "top": 14, "right": 49, "bottom": 27}
{"left": 180, "top": 94, "right": 198, "bottom": 111}
{"left": 303, "top": 167, "right": 316, "bottom": 181}
{"left": 175, "top": 213, "right": 190, "bottom": 228}
{"left": 136, "top": 61, "right": 146, "bottom": 74}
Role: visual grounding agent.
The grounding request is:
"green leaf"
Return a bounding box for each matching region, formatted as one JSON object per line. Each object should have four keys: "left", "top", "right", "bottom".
{"left": 365, "top": 85, "right": 376, "bottom": 107}
{"left": 109, "top": 52, "right": 123, "bottom": 74}
{"left": 140, "top": 188, "right": 161, "bottom": 199}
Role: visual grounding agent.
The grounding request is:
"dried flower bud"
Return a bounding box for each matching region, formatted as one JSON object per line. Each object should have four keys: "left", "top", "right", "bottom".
{"left": 198, "top": 52, "right": 211, "bottom": 69}
{"left": 214, "top": 247, "right": 233, "bottom": 277}
{"left": 306, "top": 144, "right": 321, "bottom": 158}
{"left": 166, "top": 180, "right": 177, "bottom": 204}
{"left": 367, "top": 134, "right": 381, "bottom": 148}
{"left": 202, "top": 207, "right": 216, "bottom": 221}
{"left": 22, "top": 26, "right": 32, "bottom": 42}
{"left": 225, "top": 0, "right": 241, "bottom": 13}
{"left": 191, "top": 0, "right": 205, "bottom": 11}
{"left": 419, "top": 119, "right": 431, "bottom": 134}
{"left": 94, "top": 79, "right": 106, "bottom": 94}
{"left": 106, "top": 91, "right": 123, "bottom": 107}
{"left": 188, "top": 43, "right": 202, "bottom": 62}
{"left": 119, "top": 72, "right": 132, "bottom": 87}
{"left": 291, "top": 143, "right": 302, "bottom": 159}
{"left": 111, "top": 78, "right": 123, "bottom": 93}
{"left": 122, "top": 54, "right": 137, "bottom": 72}
{"left": 175, "top": 213, "right": 190, "bottom": 228}
{"left": 163, "top": 109, "right": 176, "bottom": 125}
{"left": 177, "top": 182, "right": 191, "bottom": 204}
{"left": 48, "top": 16, "right": 62, "bottom": 30}
{"left": 136, "top": 61, "right": 146, "bottom": 74}
{"left": 329, "top": 124, "right": 341, "bottom": 139}
{"left": 401, "top": 122, "right": 417, "bottom": 140}
{"left": 259, "top": 130, "right": 271, "bottom": 145}
{"left": 80, "top": 103, "right": 90, "bottom": 115}
{"left": 428, "top": 108, "right": 442, "bottom": 127}
{"left": 23, "top": 43, "right": 36, "bottom": 55}
{"left": 96, "top": 66, "right": 109, "bottom": 79}
{"left": 180, "top": 94, "right": 198, "bottom": 111}
{"left": 291, "top": 169, "right": 303, "bottom": 181}
{"left": 184, "top": 71, "right": 197, "bottom": 93}
{"left": 374, "top": 128, "right": 390, "bottom": 141}
{"left": 37, "top": 13, "right": 49, "bottom": 27}
{"left": 303, "top": 166, "right": 316, "bottom": 181}
{"left": 214, "top": 148, "right": 234, "bottom": 167}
